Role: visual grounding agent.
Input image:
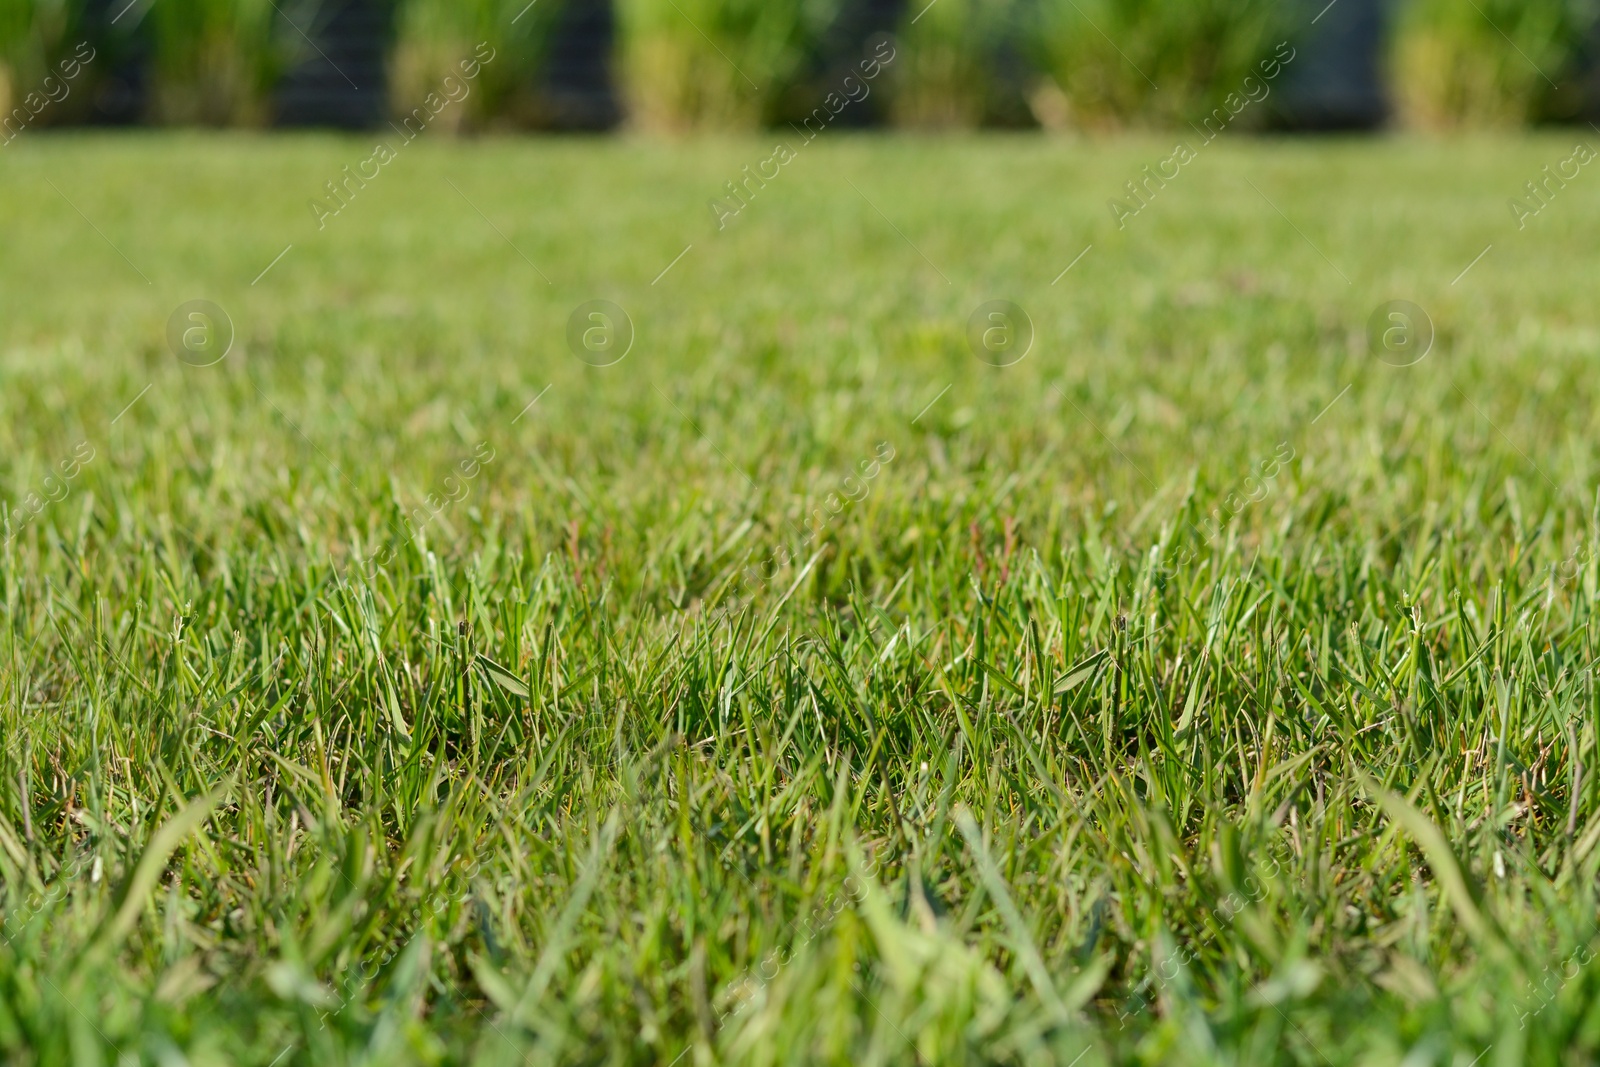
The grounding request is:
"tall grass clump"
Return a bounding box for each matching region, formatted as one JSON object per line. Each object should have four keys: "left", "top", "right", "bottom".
{"left": 615, "top": 0, "right": 838, "bottom": 131}
{"left": 1029, "top": 0, "right": 1287, "bottom": 129}
{"left": 144, "top": 0, "right": 288, "bottom": 125}
{"left": 879, "top": 0, "right": 1032, "bottom": 128}
{"left": 0, "top": 0, "right": 77, "bottom": 122}
{"left": 391, "top": 0, "right": 564, "bottom": 129}
{"left": 1391, "top": 0, "right": 1596, "bottom": 128}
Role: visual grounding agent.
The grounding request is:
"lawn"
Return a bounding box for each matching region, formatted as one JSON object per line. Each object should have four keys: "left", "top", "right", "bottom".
{"left": 2, "top": 130, "right": 1599, "bottom": 1065}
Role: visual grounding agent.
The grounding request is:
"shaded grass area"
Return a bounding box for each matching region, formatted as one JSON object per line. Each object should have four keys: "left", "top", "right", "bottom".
{"left": 2, "top": 132, "right": 1600, "bottom": 1064}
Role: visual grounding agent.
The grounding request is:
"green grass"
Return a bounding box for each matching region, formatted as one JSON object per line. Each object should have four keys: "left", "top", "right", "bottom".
{"left": 3, "top": 130, "right": 1600, "bottom": 1065}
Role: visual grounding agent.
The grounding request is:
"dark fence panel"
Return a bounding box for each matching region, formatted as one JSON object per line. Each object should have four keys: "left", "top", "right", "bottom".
{"left": 1270, "top": 0, "right": 1390, "bottom": 130}
{"left": 773, "top": 0, "right": 908, "bottom": 127}
{"left": 539, "top": 0, "right": 622, "bottom": 131}
{"left": 274, "top": 0, "right": 394, "bottom": 129}
{"left": 80, "top": 0, "right": 152, "bottom": 124}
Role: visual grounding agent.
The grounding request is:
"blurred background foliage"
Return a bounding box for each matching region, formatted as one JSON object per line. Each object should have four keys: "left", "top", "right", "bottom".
{"left": 144, "top": 0, "right": 282, "bottom": 125}
{"left": 878, "top": 0, "right": 1029, "bottom": 129}
{"left": 389, "top": 0, "right": 563, "bottom": 129}
{"left": 0, "top": 0, "right": 69, "bottom": 113}
{"left": 1392, "top": 0, "right": 1598, "bottom": 128}
{"left": 1027, "top": 0, "right": 1288, "bottom": 130}
{"left": 615, "top": 0, "right": 842, "bottom": 131}
{"left": 1, "top": 0, "right": 1599, "bottom": 130}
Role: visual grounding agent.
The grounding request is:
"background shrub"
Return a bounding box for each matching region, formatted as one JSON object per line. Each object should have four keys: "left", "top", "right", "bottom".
{"left": 1029, "top": 0, "right": 1288, "bottom": 130}
{"left": 0, "top": 0, "right": 83, "bottom": 123}
{"left": 614, "top": 0, "right": 839, "bottom": 131}
{"left": 144, "top": 0, "right": 285, "bottom": 125}
{"left": 1390, "top": 0, "right": 1597, "bottom": 128}
{"left": 391, "top": 0, "right": 563, "bottom": 129}
{"left": 878, "top": 0, "right": 1032, "bottom": 128}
